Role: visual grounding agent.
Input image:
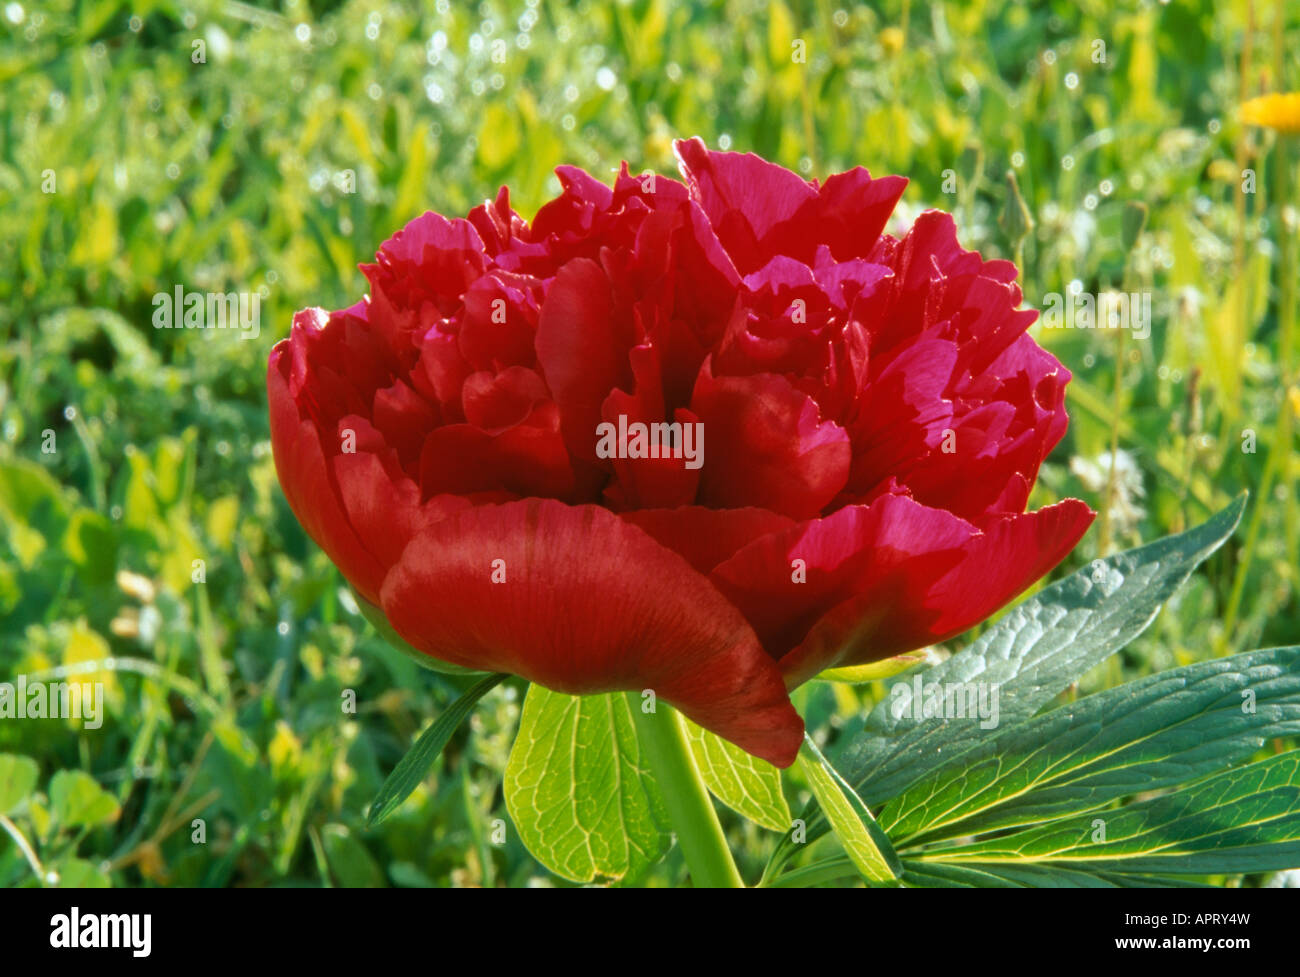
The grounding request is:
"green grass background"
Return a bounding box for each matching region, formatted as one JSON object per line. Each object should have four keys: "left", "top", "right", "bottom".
{"left": 1, "top": 0, "right": 1297, "bottom": 887}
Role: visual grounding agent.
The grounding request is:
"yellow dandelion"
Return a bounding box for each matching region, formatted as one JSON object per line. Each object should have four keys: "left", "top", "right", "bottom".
{"left": 1240, "top": 92, "right": 1300, "bottom": 134}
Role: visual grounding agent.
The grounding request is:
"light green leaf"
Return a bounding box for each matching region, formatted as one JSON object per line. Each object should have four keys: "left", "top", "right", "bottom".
{"left": 882, "top": 646, "right": 1300, "bottom": 845}
{"left": 0, "top": 754, "right": 39, "bottom": 815}
{"left": 367, "top": 672, "right": 507, "bottom": 827}
{"left": 504, "top": 686, "right": 671, "bottom": 885}
{"left": 49, "top": 770, "right": 119, "bottom": 829}
{"left": 816, "top": 650, "right": 935, "bottom": 684}
{"left": 476, "top": 103, "right": 522, "bottom": 172}
{"left": 683, "top": 718, "right": 790, "bottom": 832}
{"left": 795, "top": 738, "right": 900, "bottom": 884}
{"left": 52, "top": 857, "right": 112, "bottom": 888}
{"left": 924, "top": 750, "right": 1300, "bottom": 875}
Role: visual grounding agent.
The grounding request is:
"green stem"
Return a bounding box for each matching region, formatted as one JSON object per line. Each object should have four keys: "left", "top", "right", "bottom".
{"left": 0, "top": 815, "right": 45, "bottom": 883}
{"left": 1272, "top": 0, "right": 1298, "bottom": 585}
{"left": 1274, "top": 145, "right": 1296, "bottom": 571}
{"left": 1225, "top": 446, "right": 1277, "bottom": 640}
{"left": 1098, "top": 324, "right": 1125, "bottom": 555}
{"left": 630, "top": 700, "right": 744, "bottom": 888}
{"left": 68, "top": 407, "right": 106, "bottom": 513}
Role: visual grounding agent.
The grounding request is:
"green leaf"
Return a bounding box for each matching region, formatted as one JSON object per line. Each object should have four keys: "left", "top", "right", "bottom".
{"left": 321, "top": 824, "right": 386, "bottom": 888}
{"left": 921, "top": 750, "right": 1300, "bottom": 875}
{"left": 0, "top": 754, "right": 39, "bottom": 815}
{"left": 49, "top": 770, "right": 119, "bottom": 830}
{"left": 504, "top": 686, "right": 672, "bottom": 885}
{"left": 794, "top": 738, "right": 900, "bottom": 884}
{"left": 61, "top": 509, "right": 118, "bottom": 584}
{"left": 882, "top": 646, "right": 1300, "bottom": 846}
{"left": 52, "top": 857, "right": 112, "bottom": 888}
{"left": 771, "top": 496, "right": 1246, "bottom": 874}
{"left": 367, "top": 672, "right": 506, "bottom": 827}
{"left": 840, "top": 494, "right": 1246, "bottom": 809}
{"left": 816, "top": 651, "right": 934, "bottom": 684}
{"left": 899, "top": 861, "right": 1212, "bottom": 888}
{"left": 683, "top": 717, "right": 790, "bottom": 832}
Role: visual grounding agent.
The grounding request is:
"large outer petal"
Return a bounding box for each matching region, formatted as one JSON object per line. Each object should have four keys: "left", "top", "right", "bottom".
{"left": 379, "top": 499, "right": 804, "bottom": 766}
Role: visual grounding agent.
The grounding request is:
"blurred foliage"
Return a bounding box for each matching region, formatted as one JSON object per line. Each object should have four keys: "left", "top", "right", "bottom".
{"left": 0, "top": 0, "right": 1298, "bottom": 887}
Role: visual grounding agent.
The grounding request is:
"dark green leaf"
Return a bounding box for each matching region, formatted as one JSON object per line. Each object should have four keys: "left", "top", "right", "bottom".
{"left": 772, "top": 495, "right": 1246, "bottom": 875}
{"left": 883, "top": 646, "right": 1300, "bottom": 845}
{"left": 321, "top": 824, "right": 386, "bottom": 887}
{"left": 900, "top": 860, "right": 1213, "bottom": 888}
{"left": 366, "top": 672, "right": 506, "bottom": 827}
{"left": 923, "top": 750, "right": 1300, "bottom": 875}
{"left": 842, "top": 494, "right": 1246, "bottom": 808}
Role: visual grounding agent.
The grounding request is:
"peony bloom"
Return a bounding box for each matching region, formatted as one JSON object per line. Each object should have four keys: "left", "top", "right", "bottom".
{"left": 268, "top": 139, "right": 1093, "bottom": 767}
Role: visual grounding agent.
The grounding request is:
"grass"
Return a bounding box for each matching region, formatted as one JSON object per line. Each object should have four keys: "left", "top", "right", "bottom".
{"left": 0, "top": 0, "right": 1297, "bottom": 887}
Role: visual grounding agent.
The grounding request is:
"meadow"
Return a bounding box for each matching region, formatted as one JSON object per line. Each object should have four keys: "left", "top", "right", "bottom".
{"left": 1, "top": 0, "right": 1297, "bottom": 887}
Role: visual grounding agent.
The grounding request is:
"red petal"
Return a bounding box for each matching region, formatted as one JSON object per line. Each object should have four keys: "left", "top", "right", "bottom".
{"left": 780, "top": 499, "right": 1095, "bottom": 684}
{"left": 709, "top": 494, "right": 1095, "bottom": 686}
{"left": 711, "top": 495, "right": 968, "bottom": 671}
{"left": 620, "top": 505, "right": 795, "bottom": 576}
{"left": 675, "top": 137, "right": 817, "bottom": 273}
{"left": 461, "top": 366, "right": 550, "bottom": 433}
{"left": 379, "top": 499, "right": 804, "bottom": 766}
{"left": 535, "top": 258, "right": 634, "bottom": 463}
{"left": 268, "top": 335, "right": 387, "bottom": 603}
{"left": 674, "top": 137, "right": 907, "bottom": 274}
{"left": 812, "top": 167, "right": 909, "bottom": 263}
{"left": 418, "top": 402, "right": 577, "bottom": 500}
{"left": 370, "top": 377, "right": 438, "bottom": 470}
{"left": 692, "top": 362, "right": 851, "bottom": 519}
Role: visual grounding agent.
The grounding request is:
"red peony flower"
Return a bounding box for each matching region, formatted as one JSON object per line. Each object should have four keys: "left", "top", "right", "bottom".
{"left": 267, "top": 139, "right": 1094, "bottom": 767}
